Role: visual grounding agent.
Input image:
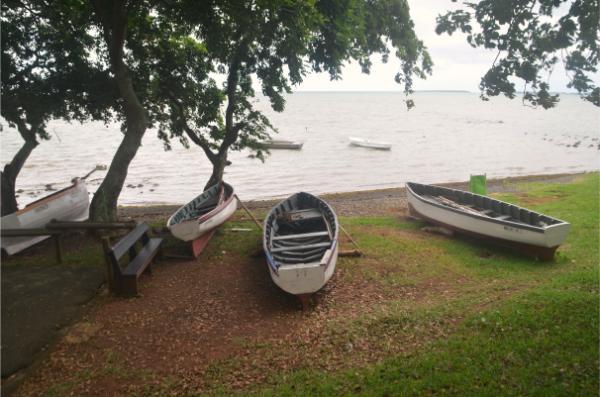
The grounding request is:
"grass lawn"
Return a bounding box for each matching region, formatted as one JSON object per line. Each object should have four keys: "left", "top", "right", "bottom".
{"left": 226, "top": 173, "right": 599, "bottom": 397}
{"left": 8, "top": 173, "right": 599, "bottom": 397}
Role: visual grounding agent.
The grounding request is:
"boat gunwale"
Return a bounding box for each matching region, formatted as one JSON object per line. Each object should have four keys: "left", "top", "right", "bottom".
{"left": 405, "top": 182, "right": 569, "bottom": 233}
{"left": 166, "top": 182, "right": 235, "bottom": 227}
{"left": 263, "top": 192, "right": 338, "bottom": 273}
{"left": 13, "top": 181, "right": 84, "bottom": 216}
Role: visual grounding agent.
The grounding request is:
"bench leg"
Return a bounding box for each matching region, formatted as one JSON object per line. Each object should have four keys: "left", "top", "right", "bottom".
{"left": 117, "top": 276, "right": 138, "bottom": 297}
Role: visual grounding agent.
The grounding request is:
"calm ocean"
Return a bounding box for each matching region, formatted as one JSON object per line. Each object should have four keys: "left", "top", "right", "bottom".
{"left": 1, "top": 92, "right": 598, "bottom": 206}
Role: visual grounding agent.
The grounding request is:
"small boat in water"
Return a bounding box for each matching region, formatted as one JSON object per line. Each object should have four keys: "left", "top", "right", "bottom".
{"left": 349, "top": 137, "right": 391, "bottom": 150}
{"left": 167, "top": 181, "right": 237, "bottom": 256}
{"left": 406, "top": 182, "right": 571, "bottom": 260}
{"left": 1, "top": 178, "right": 90, "bottom": 255}
{"left": 263, "top": 192, "right": 339, "bottom": 307}
{"left": 259, "top": 139, "right": 304, "bottom": 150}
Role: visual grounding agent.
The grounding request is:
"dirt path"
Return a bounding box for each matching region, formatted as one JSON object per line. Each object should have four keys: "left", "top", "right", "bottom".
{"left": 12, "top": 229, "right": 457, "bottom": 396}
{"left": 1, "top": 265, "right": 104, "bottom": 392}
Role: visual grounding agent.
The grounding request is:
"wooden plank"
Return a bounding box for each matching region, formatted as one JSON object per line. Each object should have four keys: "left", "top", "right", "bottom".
{"left": 235, "top": 194, "right": 263, "bottom": 231}
{"left": 1, "top": 228, "right": 61, "bottom": 237}
{"left": 47, "top": 220, "right": 136, "bottom": 230}
{"left": 271, "top": 241, "right": 331, "bottom": 253}
{"left": 121, "top": 238, "right": 162, "bottom": 276}
{"left": 111, "top": 224, "right": 148, "bottom": 260}
{"left": 54, "top": 235, "right": 63, "bottom": 264}
{"left": 273, "top": 231, "right": 330, "bottom": 241}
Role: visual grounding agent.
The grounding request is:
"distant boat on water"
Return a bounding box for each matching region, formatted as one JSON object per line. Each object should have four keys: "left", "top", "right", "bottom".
{"left": 349, "top": 137, "right": 391, "bottom": 150}
{"left": 406, "top": 182, "right": 571, "bottom": 260}
{"left": 259, "top": 139, "right": 304, "bottom": 150}
{"left": 1, "top": 178, "right": 90, "bottom": 255}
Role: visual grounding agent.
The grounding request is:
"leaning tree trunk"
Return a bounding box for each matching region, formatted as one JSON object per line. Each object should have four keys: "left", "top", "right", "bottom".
{"left": 204, "top": 155, "right": 229, "bottom": 191}
{"left": 1, "top": 138, "right": 38, "bottom": 216}
{"left": 89, "top": 1, "right": 148, "bottom": 222}
{"left": 89, "top": 119, "right": 146, "bottom": 221}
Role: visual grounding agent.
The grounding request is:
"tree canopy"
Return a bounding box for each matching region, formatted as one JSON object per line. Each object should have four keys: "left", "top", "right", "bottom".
{"left": 156, "top": 0, "right": 432, "bottom": 189}
{"left": 436, "top": 0, "right": 599, "bottom": 108}
{"left": 1, "top": 0, "right": 114, "bottom": 215}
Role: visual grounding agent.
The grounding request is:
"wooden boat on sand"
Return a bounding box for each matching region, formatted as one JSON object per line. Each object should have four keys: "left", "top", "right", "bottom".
{"left": 263, "top": 192, "right": 339, "bottom": 308}
{"left": 349, "top": 137, "right": 391, "bottom": 150}
{"left": 167, "top": 181, "right": 237, "bottom": 257}
{"left": 406, "top": 182, "right": 570, "bottom": 260}
{"left": 259, "top": 139, "right": 304, "bottom": 150}
{"left": 1, "top": 178, "right": 90, "bottom": 255}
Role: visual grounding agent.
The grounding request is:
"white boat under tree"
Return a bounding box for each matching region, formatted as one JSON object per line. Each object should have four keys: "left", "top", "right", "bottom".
{"left": 1, "top": 178, "right": 90, "bottom": 256}
{"left": 167, "top": 181, "right": 237, "bottom": 257}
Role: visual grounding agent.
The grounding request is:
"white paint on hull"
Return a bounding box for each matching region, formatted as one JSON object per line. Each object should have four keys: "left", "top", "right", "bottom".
{"left": 1, "top": 181, "right": 90, "bottom": 255}
{"left": 168, "top": 195, "right": 238, "bottom": 241}
{"left": 406, "top": 186, "right": 570, "bottom": 248}
{"left": 349, "top": 137, "right": 391, "bottom": 150}
{"left": 268, "top": 244, "right": 338, "bottom": 295}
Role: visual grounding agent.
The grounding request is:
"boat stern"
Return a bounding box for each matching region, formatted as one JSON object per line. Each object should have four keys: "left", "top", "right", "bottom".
{"left": 269, "top": 245, "right": 338, "bottom": 295}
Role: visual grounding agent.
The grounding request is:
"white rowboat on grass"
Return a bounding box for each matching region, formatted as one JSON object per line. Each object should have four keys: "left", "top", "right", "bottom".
{"left": 167, "top": 181, "right": 237, "bottom": 256}
{"left": 1, "top": 178, "right": 90, "bottom": 255}
{"left": 406, "top": 182, "right": 571, "bottom": 260}
{"left": 263, "top": 192, "right": 339, "bottom": 307}
{"left": 349, "top": 137, "right": 391, "bottom": 150}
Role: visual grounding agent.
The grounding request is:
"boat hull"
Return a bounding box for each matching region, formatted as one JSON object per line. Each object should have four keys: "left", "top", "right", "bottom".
{"left": 264, "top": 192, "right": 339, "bottom": 296}
{"left": 260, "top": 140, "right": 303, "bottom": 150}
{"left": 1, "top": 181, "right": 90, "bottom": 255}
{"left": 406, "top": 183, "right": 570, "bottom": 260}
{"left": 267, "top": 244, "right": 338, "bottom": 295}
{"left": 349, "top": 137, "right": 391, "bottom": 150}
{"left": 167, "top": 182, "right": 237, "bottom": 242}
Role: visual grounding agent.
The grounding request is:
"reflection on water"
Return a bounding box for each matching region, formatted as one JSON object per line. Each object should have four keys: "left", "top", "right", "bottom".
{"left": 1, "top": 92, "right": 599, "bottom": 207}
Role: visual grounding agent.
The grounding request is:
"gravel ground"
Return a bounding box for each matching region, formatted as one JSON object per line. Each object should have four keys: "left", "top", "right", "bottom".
{"left": 119, "top": 172, "right": 585, "bottom": 222}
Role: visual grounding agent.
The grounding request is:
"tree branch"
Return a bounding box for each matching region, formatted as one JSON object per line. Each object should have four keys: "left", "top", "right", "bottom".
{"left": 167, "top": 93, "right": 218, "bottom": 163}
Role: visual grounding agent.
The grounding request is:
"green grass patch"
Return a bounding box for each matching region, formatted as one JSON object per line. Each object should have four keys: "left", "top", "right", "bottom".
{"left": 218, "top": 173, "right": 599, "bottom": 397}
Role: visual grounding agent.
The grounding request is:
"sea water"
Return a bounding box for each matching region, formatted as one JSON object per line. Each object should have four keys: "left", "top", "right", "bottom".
{"left": 1, "top": 92, "right": 598, "bottom": 206}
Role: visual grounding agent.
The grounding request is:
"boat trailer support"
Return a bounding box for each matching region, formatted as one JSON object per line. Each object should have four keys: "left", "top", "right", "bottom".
{"left": 297, "top": 294, "right": 311, "bottom": 310}
{"left": 190, "top": 229, "right": 216, "bottom": 258}
{"left": 234, "top": 194, "right": 263, "bottom": 231}
{"left": 339, "top": 224, "right": 364, "bottom": 257}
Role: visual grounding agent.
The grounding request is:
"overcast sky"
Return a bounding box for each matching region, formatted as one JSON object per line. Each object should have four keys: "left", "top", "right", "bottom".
{"left": 296, "top": 0, "right": 593, "bottom": 92}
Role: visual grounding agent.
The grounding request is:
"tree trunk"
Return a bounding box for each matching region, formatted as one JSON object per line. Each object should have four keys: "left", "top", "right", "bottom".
{"left": 88, "top": 1, "right": 148, "bottom": 222}
{"left": 89, "top": 119, "right": 145, "bottom": 221}
{"left": 204, "top": 155, "right": 229, "bottom": 191}
{"left": 1, "top": 138, "right": 38, "bottom": 216}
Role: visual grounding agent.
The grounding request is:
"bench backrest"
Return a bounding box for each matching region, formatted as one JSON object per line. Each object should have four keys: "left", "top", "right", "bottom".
{"left": 110, "top": 223, "right": 150, "bottom": 261}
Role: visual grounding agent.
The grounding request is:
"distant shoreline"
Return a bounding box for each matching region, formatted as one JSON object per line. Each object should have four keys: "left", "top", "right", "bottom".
{"left": 119, "top": 171, "right": 591, "bottom": 222}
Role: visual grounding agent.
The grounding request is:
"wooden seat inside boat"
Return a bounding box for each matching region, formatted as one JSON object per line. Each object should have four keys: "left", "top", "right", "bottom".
{"left": 271, "top": 210, "right": 332, "bottom": 265}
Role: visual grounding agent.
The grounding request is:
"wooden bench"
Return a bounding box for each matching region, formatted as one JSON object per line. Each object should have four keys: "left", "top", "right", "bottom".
{"left": 102, "top": 223, "right": 163, "bottom": 297}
